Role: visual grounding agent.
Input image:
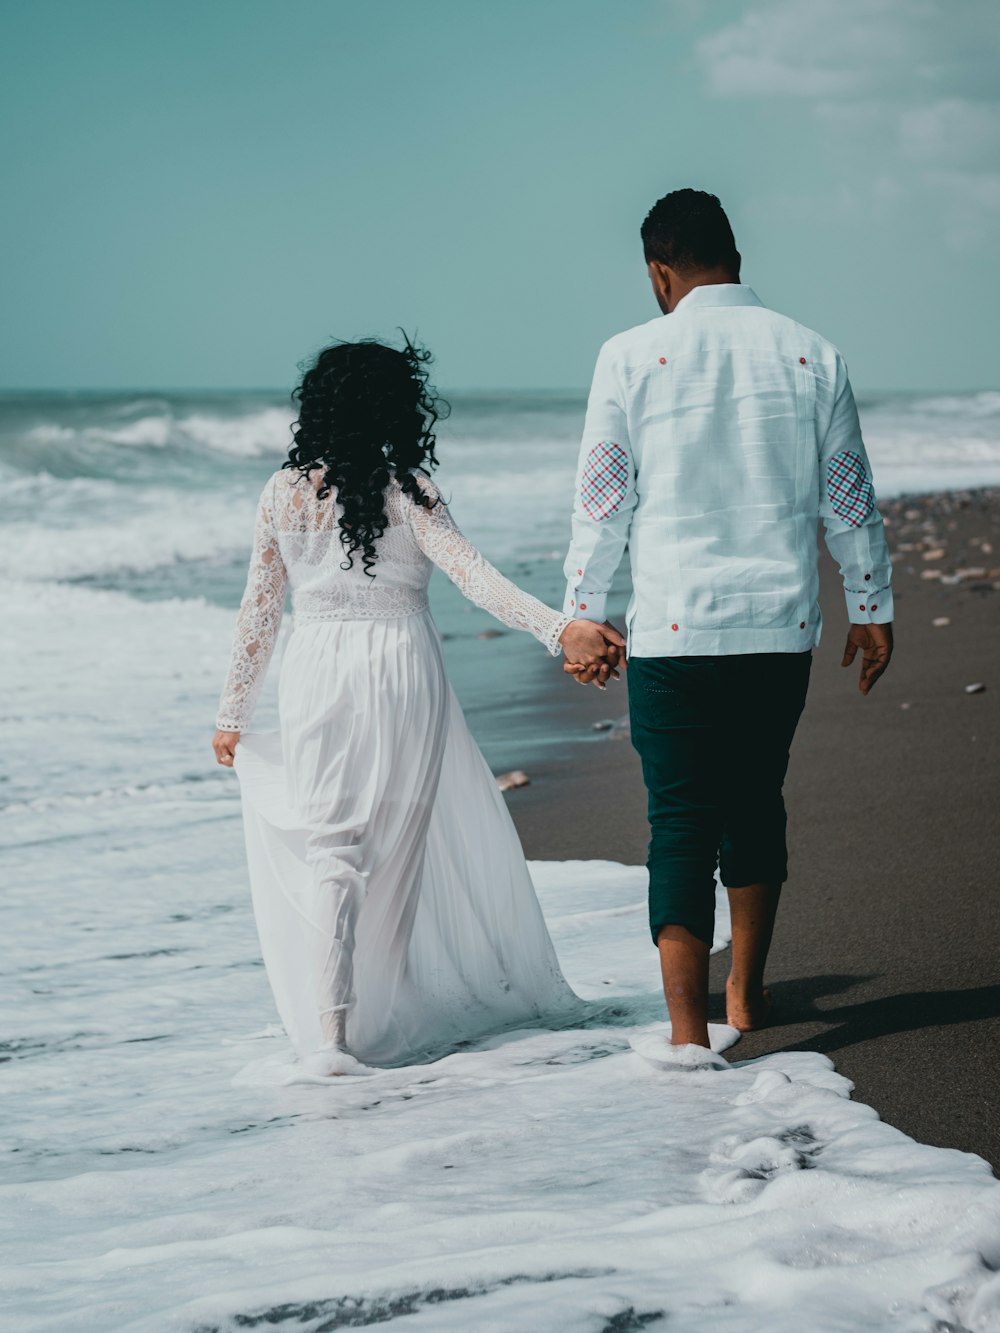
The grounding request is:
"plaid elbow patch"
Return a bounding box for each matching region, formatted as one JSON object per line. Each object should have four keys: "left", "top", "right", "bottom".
{"left": 580, "top": 441, "right": 630, "bottom": 521}
{"left": 828, "top": 451, "right": 875, "bottom": 527}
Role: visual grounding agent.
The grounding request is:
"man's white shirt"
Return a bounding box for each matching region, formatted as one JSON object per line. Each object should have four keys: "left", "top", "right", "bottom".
{"left": 562, "top": 284, "right": 894, "bottom": 656}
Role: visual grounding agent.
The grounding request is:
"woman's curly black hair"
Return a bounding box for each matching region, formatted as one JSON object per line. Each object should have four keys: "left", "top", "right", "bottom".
{"left": 282, "top": 334, "right": 449, "bottom": 577}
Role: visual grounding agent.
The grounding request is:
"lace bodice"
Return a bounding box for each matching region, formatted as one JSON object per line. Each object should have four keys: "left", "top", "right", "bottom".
{"left": 216, "top": 469, "right": 571, "bottom": 731}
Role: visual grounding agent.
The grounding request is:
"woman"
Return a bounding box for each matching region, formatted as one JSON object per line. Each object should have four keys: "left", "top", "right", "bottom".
{"left": 213, "top": 337, "right": 623, "bottom": 1077}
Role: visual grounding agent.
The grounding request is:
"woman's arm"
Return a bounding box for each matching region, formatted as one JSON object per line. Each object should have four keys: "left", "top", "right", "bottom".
{"left": 402, "top": 474, "right": 622, "bottom": 667}
{"left": 215, "top": 477, "right": 288, "bottom": 741}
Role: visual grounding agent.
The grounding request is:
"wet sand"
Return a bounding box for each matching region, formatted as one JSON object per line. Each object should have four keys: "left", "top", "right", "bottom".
{"left": 505, "top": 489, "right": 1000, "bottom": 1169}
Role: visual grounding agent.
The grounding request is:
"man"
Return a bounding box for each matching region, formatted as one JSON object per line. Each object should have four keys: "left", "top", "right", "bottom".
{"left": 562, "top": 188, "right": 894, "bottom": 1050}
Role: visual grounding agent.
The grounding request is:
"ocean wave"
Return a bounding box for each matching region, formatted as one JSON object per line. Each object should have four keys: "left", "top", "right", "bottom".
{"left": 1, "top": 465, "right": 112, "bottom": 498}
{"left": 12, "top": 401, "right": 293, "bottom": 461}
{"left": 23, "top": 423, "right": 76, "bottom": 443}
{"left": 83, "top": 415, "right": 174, "bottom": 447}
{"left": 0, "top": 484, "right": 258, "bottom": 579}
{"left": 177, "top": 408, "right": 293, "bottom": 456}
{"left": 905, "top": 390, "right": 1000, "bottom": 418}
{"left": 0, "top": 774, "right": 234, "bottom": 819}
{"left": 24, "top": 414, "right": 174, "bottom": 449}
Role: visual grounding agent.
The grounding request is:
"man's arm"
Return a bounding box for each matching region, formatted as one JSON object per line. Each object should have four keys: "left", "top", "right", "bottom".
{"left": 818, "top": 355, "right": 894, "bottom": 693}
{"left": 562, "top": 340, "right": 636, "bottom": 629}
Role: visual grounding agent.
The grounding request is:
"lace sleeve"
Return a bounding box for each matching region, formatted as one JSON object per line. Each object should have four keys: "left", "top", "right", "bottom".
{"left": 215, "top": 477, "right": 288, "bottom": 731}
{"left": 403, "top": 475, "right": 570, "bottom": 655}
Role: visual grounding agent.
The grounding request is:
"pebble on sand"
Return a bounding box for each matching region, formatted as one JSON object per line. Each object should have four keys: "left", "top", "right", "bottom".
{"left": 922, "top": 548, "right": 947, "bottom": 561}
{"left": 964, "top": 683, "right": 986, "bottom": 695}
{"left": 932, "top": 617, "right": 951, "bottom": 627}
{"left": 496, "top": 769, "right": 530, "bottom": 791}
{"left": 592, "top": 720, "right": 614, "bottom": 732}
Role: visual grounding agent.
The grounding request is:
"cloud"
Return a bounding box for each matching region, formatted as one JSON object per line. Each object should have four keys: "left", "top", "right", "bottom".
{"left": 697, "top": 0, "right": 915, "bottom": 98}
{"left": 694, "top": 0, "right": 1000, "bottom": 246}
{"left": 696, "top": 0, "right": 998, "bottom": 100}
{"left": 899, "top": 98, "right": 1000, "bottom": 171}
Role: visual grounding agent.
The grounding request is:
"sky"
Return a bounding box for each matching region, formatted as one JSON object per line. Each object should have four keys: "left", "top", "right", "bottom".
{"left": 1, "top": 0, "right": 998, "bottom": 393}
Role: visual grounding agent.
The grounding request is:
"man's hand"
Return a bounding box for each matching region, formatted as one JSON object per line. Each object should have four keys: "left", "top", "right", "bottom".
{"left": 841, "top": 622, "right": 893, "bottom": 696}
{"left": 213, "top": 729, "right": 240, "bottom": 766}
{"left": 559, "top": 620, "right": 627, "bottom": 689}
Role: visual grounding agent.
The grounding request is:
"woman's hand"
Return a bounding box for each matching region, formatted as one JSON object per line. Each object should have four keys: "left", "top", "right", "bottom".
{"left": 559, "top": 620, "right": 627, "bottom": 690}
{"left": 213, "top": 729, "right": 240, "bottom": 767}
{"left": 564, "top": 658, "right": 619, "bottom": 688}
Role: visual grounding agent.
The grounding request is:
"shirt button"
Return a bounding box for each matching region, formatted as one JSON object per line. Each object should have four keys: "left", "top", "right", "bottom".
{"left": 580, "top": 603, "right": 587, "bottom": 610}
{"left": 860, "top": 605, "right": 866, "bottom": 611}
{"left": 871, "top": 603, "right": 878, "bottom": 611}
{"left": 577, "top": 569, "right": 583, "bottom": 576}
{"left": 659, "top": 357, "right": 667, "bottom": 365}
{"left": 799, "top": 621, "right": 806, "bottom": 629}
{"left": 799, "top": 357, "right": 807, "bottom": 364}
{"left": 864, "top": 574, "right": 871, "bottom": 581}
{"left": 671, "top": 623, "right": 679, "bottom": 631}
{"left": 570, "top": 599, "right": 575, "bottom": 607}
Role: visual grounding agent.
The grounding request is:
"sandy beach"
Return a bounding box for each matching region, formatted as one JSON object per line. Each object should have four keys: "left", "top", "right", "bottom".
{"left": 507, "top": 487, "right": 1000, "bottom": 1168}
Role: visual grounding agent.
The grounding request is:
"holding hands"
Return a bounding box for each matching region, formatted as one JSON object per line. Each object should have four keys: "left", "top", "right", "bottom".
{"left": 559, "top": 620, "right": 627, "bottom": 689}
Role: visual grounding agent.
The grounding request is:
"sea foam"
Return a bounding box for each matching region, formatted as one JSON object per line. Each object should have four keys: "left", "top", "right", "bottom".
{"left": 3, "top": 800, "right": 999, "bottom": 1331}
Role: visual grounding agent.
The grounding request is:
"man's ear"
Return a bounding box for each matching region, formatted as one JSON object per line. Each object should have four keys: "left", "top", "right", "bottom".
{"left": 647, "top": 260, "right": 671, "bottom": 313}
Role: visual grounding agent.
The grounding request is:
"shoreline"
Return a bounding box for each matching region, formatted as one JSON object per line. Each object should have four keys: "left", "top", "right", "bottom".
{"left": 498, "top": 486, "right": 1000, "bottom": 1167}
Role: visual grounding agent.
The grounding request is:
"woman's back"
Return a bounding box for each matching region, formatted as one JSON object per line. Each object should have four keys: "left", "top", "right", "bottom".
{"left": 267, "top": 467, "right": 433, "bottom": 624}
{"left": 217, "top": 460, "right": 569, "bottom": 734}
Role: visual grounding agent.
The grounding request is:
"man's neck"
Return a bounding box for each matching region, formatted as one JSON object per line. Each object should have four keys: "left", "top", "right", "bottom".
{"left": 681, "top": 268, "right": 740, "bottom": 294}
{"left": 668, "top": 268, "right": 740, "bottom": 313}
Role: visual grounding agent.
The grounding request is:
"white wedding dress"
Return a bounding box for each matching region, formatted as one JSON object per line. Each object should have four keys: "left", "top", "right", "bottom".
{"left": 217, "top": 467, "right": 583, "bottom": 1073}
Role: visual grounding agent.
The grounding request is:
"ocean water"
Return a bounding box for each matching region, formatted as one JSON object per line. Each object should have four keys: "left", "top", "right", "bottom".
{"left": 4, "top": 390, "right": 1000, "bottom": 1330}
{"left": 3, "top": 386, "right": 1000, "bottom": 782}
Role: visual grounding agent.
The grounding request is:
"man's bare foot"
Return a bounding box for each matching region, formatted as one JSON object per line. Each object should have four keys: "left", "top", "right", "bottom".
{"left": 726, "top": 978, "right": 773, "bottom": 1032}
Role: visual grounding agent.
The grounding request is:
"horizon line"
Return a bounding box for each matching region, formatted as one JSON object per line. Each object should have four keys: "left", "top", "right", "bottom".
{"left": 0, "top": 384, "right": 995, "bottom": 399}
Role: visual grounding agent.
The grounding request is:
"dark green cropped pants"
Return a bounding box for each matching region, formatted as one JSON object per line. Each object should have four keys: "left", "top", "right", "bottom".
{"left": 628, "top": 652, "right": 812, "bottom": 948}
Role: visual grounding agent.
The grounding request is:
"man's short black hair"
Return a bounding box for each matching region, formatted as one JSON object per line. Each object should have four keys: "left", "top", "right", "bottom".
{"left": 641, "top": 189, "right": 738, "bottom": 274}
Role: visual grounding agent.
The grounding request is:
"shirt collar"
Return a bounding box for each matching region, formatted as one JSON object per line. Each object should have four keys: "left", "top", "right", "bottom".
{"left": 672, "top": 283, "right": 764, "bottom": 312}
